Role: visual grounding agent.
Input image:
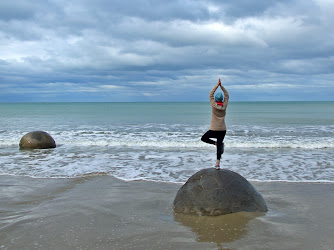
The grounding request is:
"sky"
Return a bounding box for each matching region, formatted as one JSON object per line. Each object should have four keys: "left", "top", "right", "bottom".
{"left": 0, "top": 0, "right": 334, "bottom": 102}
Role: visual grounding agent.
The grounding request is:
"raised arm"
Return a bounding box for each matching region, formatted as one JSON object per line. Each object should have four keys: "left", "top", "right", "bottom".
{"left": 209, "top": 83, "right": 219, "bottom": 103}
{"left": 220, "top": 85, "right": 229, "bottom": 108}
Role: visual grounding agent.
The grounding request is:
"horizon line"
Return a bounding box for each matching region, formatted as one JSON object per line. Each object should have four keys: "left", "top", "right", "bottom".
{"left": 1, "top": 100, "right": 334, "bottom": 104}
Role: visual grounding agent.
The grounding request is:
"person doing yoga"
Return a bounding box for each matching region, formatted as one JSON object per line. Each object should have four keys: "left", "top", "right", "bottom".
{"left": 201, "top": 78, "right": 229, "bottom": 170}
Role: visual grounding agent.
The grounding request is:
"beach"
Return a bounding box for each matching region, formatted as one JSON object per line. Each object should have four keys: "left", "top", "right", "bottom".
{"left": 1, "top": 175, "right": 333, "bottom": 249}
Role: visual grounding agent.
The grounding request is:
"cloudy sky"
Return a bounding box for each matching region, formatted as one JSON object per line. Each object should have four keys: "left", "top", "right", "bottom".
{"left": 1, "top": 0, "right": 333, "bottom": 102}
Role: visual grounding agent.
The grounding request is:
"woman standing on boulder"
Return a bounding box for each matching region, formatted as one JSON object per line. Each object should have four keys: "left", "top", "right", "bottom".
{"left": 201, "top": 78, "right": 229, "bottom": 170}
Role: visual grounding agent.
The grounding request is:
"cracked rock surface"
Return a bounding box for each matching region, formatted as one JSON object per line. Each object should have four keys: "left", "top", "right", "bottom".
{"left": 173, "top": 168, "right": 268, "bottom": 216}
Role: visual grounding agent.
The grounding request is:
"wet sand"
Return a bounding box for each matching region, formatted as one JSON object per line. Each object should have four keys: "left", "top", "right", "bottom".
{"left": 0, "top": 175, "right": 334, "bottom": 249}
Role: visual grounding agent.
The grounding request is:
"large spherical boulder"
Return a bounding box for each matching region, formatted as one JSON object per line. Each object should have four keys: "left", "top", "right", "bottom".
{"left": 19, "top": 131, "right": 56, "bottom": 150}
{"left": 173, "top": 168, "right": 268, "bottom": 216}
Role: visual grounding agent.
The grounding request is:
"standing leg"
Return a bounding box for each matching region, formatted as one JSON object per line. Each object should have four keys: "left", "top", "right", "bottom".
{"left": 216, "top": 130, "right": 226, "bottom": 160}
{"left": 216, "top": 137, "right": 223, "bottom": 160}
{"left": 215, "top": 131, "right": 226, "bottom": 169}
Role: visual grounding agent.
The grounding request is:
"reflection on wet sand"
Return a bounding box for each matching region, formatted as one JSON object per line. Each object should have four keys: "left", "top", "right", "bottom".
{"left": 174, "top": 212, "right": 264, "bottom": 247}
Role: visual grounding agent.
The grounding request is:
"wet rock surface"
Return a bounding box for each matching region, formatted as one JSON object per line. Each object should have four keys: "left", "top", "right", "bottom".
{"left": 173, "top": 168, "right": 268, "bottom": 216}
{"left": 19, "top": 131, "right": 56, "bottom": 150}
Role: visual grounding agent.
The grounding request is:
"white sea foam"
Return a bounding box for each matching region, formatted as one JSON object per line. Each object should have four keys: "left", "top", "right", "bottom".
{"left": 1, "top": 129, "right": 333, "bottom": 149}
{"left": 1, "top": 102, "right": 333, "bottom": 182}
{"left": 0, "top": 144, "right": 333, "bottom": 183}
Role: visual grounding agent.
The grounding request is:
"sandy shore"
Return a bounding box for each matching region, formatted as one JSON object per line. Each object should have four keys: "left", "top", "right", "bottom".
{"left": 0, "top": 174, "right": 333, "bottom": 249}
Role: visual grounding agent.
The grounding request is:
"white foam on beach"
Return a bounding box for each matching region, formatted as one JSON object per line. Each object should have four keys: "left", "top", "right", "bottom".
{"left": 1, "top": 123, "right": 333, "bottom": 183}
{"left": 0, "top": 144, "right": 333, "bottom": 183}
{"left": 1, "top": 102, "right": 333, "bottom": 183}
{"left": 1, "top": 128, "right": 333, "bottom": 149}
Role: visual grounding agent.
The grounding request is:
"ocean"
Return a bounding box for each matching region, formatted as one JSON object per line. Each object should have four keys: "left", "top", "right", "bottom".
{"left": 0, "top": 102, "right": 333, "bottom": 183}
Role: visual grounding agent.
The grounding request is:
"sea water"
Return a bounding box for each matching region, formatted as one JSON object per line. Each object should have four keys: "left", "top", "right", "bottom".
{"left": 0, "top": 102, "right": 333, "bottom": 183}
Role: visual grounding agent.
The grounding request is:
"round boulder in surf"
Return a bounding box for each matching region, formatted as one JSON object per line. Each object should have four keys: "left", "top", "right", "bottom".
{"left": 173, "top": 168, "right": 268, "bottom": 216}
{"left": 19, "top": 131, "right": 56, "bottom": 150}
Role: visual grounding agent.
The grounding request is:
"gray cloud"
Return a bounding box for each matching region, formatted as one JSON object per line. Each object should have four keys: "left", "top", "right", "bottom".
{"left": 0, "top": 0, "right": 333, "bottom": 102}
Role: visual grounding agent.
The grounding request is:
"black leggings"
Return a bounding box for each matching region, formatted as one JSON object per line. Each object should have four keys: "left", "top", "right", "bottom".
{"left": 201, "top": 130, "right": 226, "bottom": 160}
